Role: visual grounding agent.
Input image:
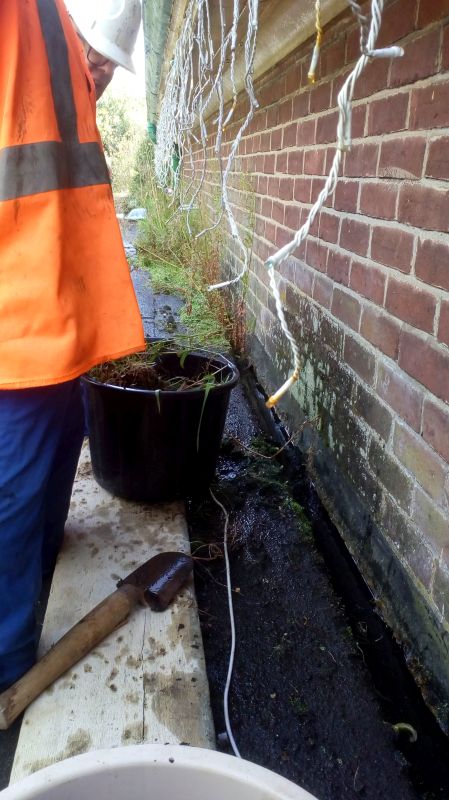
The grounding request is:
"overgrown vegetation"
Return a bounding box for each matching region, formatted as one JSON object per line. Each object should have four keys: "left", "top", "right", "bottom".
{"left": 133, "top": 141, "right": 230, "bottom": 350}
{"left": 89, "top": 340, "right": 235, "bottom": 391}
{"left": 131, "top": 139, "right": 253, "bottom": 354}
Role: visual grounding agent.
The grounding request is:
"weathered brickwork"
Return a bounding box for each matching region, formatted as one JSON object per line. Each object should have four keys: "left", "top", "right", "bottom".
{"left": 191, "top": 0, "right": 449, "bottom": 722}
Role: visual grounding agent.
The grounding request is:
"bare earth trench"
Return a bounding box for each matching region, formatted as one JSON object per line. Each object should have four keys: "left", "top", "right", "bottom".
{"left": 187, "top": 372, "right": 449, "bottom": 800}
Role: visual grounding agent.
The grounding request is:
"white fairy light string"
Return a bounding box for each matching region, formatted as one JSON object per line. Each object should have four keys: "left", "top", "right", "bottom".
{"left": 264, "top": 0, "right": 403, "bottom": 408}
{"left": 155, "top": 0, "right": 403, "bottom": 410}
{"left": 155, "top": 0, "right": 259, "bottom": 260}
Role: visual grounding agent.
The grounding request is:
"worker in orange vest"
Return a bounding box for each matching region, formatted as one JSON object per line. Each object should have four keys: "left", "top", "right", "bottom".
{"left": 0, "top": 0, "right": 145, "bottom": 690}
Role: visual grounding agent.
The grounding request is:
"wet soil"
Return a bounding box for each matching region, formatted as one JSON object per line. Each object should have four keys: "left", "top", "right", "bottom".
{"left": 89, "top": 346, "right": 230, "bottom": 392}
{"left": 187, "top": 368, "right": 449, "bottom": 800}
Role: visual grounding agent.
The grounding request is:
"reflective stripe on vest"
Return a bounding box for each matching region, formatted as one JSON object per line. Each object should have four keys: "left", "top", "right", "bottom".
{"left": 0, "top": 0, "right": 109, "bottom": 203}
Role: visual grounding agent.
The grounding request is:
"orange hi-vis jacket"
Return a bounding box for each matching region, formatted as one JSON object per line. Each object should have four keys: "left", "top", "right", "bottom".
{"left": 0, "top": 0, "right": 145, "bottom": 389}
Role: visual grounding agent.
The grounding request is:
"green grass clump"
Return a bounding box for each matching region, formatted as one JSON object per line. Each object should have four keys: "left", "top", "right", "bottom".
{"left": 131, "top": 141, "right": 232, "bottom": 353}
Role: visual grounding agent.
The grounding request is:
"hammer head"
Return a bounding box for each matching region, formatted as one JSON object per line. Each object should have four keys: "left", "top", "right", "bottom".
{"left": 116, "top": 551, "right": 193, "bottom": 611}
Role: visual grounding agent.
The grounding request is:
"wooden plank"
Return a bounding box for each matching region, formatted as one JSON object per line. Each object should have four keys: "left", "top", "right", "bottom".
{"left": 10, "top": 443, "right": 215, "bottom": 782}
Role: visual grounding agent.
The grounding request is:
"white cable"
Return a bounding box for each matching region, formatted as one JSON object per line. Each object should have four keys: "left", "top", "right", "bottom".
{"left": 209, "top": 488, "right": 241, "bottom": 759}
{"left": 263, "top": 0, "right": 403, "bottom": 406}
{"left": 208, "top": 0, "right": 260, "bottom": 289}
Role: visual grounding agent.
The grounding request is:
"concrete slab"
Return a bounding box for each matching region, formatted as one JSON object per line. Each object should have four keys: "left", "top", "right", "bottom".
{"left": 10, "top": 442, "right": 215, "bottom": 783}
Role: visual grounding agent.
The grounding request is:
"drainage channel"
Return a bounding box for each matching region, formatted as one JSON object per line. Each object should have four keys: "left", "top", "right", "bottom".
{"left": 236, "top": 364, "right": 449, "bottom": 800}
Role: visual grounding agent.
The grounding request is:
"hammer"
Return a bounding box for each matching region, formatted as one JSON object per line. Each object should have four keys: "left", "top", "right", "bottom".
{"left": 0, "top": 551, "right": 193, "bottom": 730}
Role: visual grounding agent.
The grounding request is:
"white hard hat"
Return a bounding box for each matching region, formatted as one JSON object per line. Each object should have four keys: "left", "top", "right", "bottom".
{"left": 71, "top": 0, "right": 141, "bottom": 74}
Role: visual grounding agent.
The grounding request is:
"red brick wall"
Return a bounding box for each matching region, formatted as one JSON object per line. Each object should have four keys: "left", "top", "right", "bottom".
{"left": 195, "top": 0, "right": 449, "bottom": 703}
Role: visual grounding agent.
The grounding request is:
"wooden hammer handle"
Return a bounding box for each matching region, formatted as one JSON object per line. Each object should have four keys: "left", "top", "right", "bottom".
{"left": 0, "top": 584, "right": 141, "bottom": 730}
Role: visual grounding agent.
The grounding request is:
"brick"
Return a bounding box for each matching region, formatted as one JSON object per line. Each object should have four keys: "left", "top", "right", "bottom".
{"left": 367, "top": 94, "right": 409, "bottom": 136}
{"left": 287, "top": 150, "right": 304, "bottom": 175}
{"left": 270, "top": 128, "right": 283, "bottom": 151}
{"left": 417, "top": 0, "right": 449, "bottom": 26}
{"left": 432, "top": 565, "right": 449, "bottom": 621}
{"left": 379, "top": 495, "right": 416, "bottom": 560}
{"left": 309, "top": 81, "right": 332, "bottom": 114}
{"left": 444, "top": 24, "right": 449, "bottom": 71}
{"left": 423, "top": 398, "right": 449, "bottom": 463}
{"left": 385, "top": 277, "right": 437, "bottom": 333}
{"left": 282, "top": 122, "right": 298, "bottom": 149}
{"left": 394, "top": 422, "right": 447, "bottom": 503}
{"left": 390, "top": 29, "right": 440, "bottom": 87}
{"left": 313, "top": 273, "right": 333, "bottom": 309}
{"left": 353, "top": 59, "right": 389, "bottom": 101}
{"left": 377, "top": 361, "right": 423, "bottom": 432}
{"left": 353, "top": 384, "right": 392, "bottom": 440}
{"left": 334, "top": 180, "right": 359, "bottom": 212}
{"left": 320, "top": 312, "right": 345, "bottom": 351}
{"left": 344, "top": 333, "right": 376, "bottom": 384}
{"left": 331, "top": 67, "right": 352, "bottom": 106}
{"left": 266, "top": 105, "right": 280, "bottom": 129}
{"left": 369, "top": 439, "right": 413, "bottom": 512}
{"left": 344, "top": 143, "right": 379, "bottom": 178}
{"left": 359, "top": 183, "right": 397, "bottom": 220}
{"left": 331, "top": 287, "right": 362, "bottom": 330}
{"left": 292, "top": 91, "right": 310, "bottom": 119}
{"left": 276, "top": 152, "right": 288, "bottom": 174}
{"left": 398, "top": 184, "right": 449, "bottom": 233}
{"left": 268, "top": 176, "right": 280, "bottom": 196}
{"left": 284, "top": 203, "right": 302, "bottom": 232}
{"left": 410, "top": 81, "right": 449, "bottom": 130}
{"left": 260, "top": 131, "right": 270, "bottom": 152}
{"left": 312, "top": 177, "right": 326, "bottom": 197}
{"left": 257, "top": 175, "right": 268, "bottom": 195}
{"left": 294, "top": 177, "right": 312, "bottom": 203}
{"left": 306, "top": 239, "right": 328, "bottom": 272}
{"left": 340, "top": 217, "right": 370, "bottom": 257}
{"left": 304, "top": 148, "right": 326, "bottom": 175}
{"left": 252, "top": 134, "right": 261, "bottom": 153}
{"left": 264, "top": 154, "right": 275, "bottom": 174}
{"left": 327, "top": 251, "right": 350, "bottom": 285}
{"left": 320, "top": 38, "right": 346, "bottom": 77}
{"left": 345, "top": 27, "right": 360, "bottom": 64}
{"left": 316, "top": 110, "right": 339, "bottom": 144}
{"left": 279, "top": 177, "right": 294, "bottom": 201}
{"left": 297, "top": 119, "right": 316, "bottom": 147}
{"left": 415, "top": 238, "right": 449, "bottom": 290}
{"left": 319, "top": 211, "right": 340, "bottom": 243}
{"left": 285, "top": 63, "right": 301, "bottom": 96}
{"left": 426, "top": 136, "right": 449, "bottom": 182}
{"left": 350, "top": 259, "right": 386, "bottom": 304}
{"left": 293, "top": 260, "right": 315, "bottom": 297}
{"left": 377, "top": 0, "right": 417, "bottom": 48}
{"left": 407, "top": 541, "right": 435, "bottom": 592}
{"left": 278, "top": 98, "right": 293, "bottom": 125}
{"left": 275, "top": 225, "right": 291, "bottom": 249}
{"left": 413, "top": 487, "right": 449, "bottom": 554}
{"left": 254, "top": 109, "right": 267, "bottom": 133}
{"left": 378, "top": 137, "right": 426, "bottom": 180}
{"left": 261, "top": 197, "right": 272, "bottom": 217}
{"left": 272, "top": 200, "right": 285, "bottom": 225}
{"left": 351, "top": 104, "right": 366, "bottom": 138}
{"left": 371, "top": 226, "right": 413, "bottom": 274}
{"left": 399, "top": 329, "right": 449, "bottom": 403}
{"left": 438, "top": 299, "right": 449, "bottom": 347}
{"left": 259, "top": 76, "right": 286, "bottom": 107}
{"left": 361, "top": 306, "right": 401, "bottom": 359}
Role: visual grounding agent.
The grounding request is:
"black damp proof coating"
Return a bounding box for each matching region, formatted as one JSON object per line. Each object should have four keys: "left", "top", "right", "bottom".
{"left": 82, "top": 350, "right": 239, "bottom": 503}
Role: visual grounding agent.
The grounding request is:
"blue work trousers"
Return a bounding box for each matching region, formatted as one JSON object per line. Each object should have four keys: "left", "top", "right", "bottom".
{"left": 0, "top": 379, "right": 84, "bottom": 689}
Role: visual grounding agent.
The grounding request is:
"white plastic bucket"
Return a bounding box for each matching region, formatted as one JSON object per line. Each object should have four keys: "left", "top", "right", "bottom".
{"left": 1, "top": 745, "right": 320, "bottom": 800}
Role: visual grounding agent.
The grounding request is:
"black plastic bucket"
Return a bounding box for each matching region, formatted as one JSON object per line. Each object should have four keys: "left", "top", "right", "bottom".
{"left": 81, "top": 350, "right": 239, "bottom": 503}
